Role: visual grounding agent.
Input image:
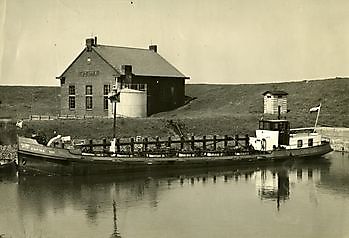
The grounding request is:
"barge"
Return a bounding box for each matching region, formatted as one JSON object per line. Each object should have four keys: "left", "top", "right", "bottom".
{"left": 17, "top": 118, "right": 332, "bottom": 176}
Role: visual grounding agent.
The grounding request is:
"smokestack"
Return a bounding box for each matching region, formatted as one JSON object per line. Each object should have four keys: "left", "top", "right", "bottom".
{"left": 94, "top": 36, "right": 97, "bottom": 46}
{"left": 149, "top": 45, "right": 157, "bottom": 53}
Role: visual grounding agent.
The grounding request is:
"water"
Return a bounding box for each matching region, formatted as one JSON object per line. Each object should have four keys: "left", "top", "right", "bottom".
{"left": 0, "top": 152, "right": 349, "bottom": 238}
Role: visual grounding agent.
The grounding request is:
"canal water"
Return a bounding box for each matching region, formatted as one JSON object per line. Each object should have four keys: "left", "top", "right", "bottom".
{"left": 0, "top": 152, "right": 348, "bottom": 238}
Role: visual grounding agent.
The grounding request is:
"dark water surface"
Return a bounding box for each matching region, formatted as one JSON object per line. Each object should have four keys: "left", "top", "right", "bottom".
{"left": 1, "top": 152, "right": 349, "bottom": 238}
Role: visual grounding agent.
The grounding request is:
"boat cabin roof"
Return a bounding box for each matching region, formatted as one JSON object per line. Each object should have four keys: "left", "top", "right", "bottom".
{"left": 261, "top": 119, "right": 288, "bottom": 122}
{"left": 259, "top": 119, "right": 290, "bottom": 131}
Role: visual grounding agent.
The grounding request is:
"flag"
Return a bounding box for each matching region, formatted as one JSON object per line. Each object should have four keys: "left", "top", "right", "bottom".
{"left": 16, "top": 120, "right": 23, "bottom": 128}
{"left": 309, "top": 105, "right": 321, "bottom": 113}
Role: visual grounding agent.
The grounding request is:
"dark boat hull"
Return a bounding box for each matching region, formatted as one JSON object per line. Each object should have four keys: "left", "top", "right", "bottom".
{"left": 0, "top": 160, "right": 17, "bottom": 173}
{"left": 17, "top": 137, "right": 333, "bottom": 176}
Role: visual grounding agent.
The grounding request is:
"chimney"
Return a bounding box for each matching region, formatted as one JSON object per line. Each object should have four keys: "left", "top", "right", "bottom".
{"left": 86, "top": 38, "right": 94, "bottom": 51}
{"left": 122, "top": 65, "right": 133, "bottom": 84}
{"left": 149, "top": 45, "right": 157, "bottom": 53}
{"left": 94, "top": 36, "right": 97, "bottom": 46}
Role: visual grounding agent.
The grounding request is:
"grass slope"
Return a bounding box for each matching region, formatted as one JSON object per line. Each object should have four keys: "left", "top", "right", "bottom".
{"left": 0, "top": 86, "right": 60, "bottom": 118}
{"left": 0, "top": 78, "right": 348, "bottom": 139}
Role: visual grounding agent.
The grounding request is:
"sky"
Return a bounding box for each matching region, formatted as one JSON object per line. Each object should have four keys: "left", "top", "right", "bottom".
{"left": 0, "top": 0, "right": 349, "bottom": 86}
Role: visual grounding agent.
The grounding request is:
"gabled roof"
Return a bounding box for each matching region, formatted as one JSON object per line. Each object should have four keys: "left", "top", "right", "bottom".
{"left": 262, "top": 90, "right": 288, "bottom": 96}
{"left": 57, "top": 43, "right": 188, "bottom": 79}
{"left": 94, "top": 45, "right": 188, "bottom": 78}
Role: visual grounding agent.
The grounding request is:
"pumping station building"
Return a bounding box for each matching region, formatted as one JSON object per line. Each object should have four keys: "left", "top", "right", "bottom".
{"left": 57, "top": 37, "right": 189, "bottom": 117}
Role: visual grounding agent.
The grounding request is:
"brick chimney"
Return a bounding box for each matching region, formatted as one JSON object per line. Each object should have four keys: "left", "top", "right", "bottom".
{"left": 122, "top": 65, "right": 133, "bottom": 84}
{"left": 149, "top": 45, "right": 157, "bottom": 53}
{"left": 86, "top": 38, "right": 94, "bottom": 51}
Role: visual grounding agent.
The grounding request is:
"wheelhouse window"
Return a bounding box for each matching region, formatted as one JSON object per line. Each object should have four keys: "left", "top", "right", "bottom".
{"left": 297, "top": 140, "right": 303, "bottom": 148}
{"left": 259, "top": 120, "right": 290, "bottom": 131}
{"left": 308, "top": 138, "right": 313, "bottom": 147}
{"left": 86, "top": 96, "right": 93, "bottom": 110}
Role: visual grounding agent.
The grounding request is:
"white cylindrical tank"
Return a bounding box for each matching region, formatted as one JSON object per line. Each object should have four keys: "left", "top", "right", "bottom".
{"left": 116, "top": 88, "right": 147, "bottom": 118}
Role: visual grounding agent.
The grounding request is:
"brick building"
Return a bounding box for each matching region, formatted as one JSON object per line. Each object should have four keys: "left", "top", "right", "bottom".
{"left": 262, "top": 91, "right": 288, "bottom": 114}
{"left": 56, "top": 37, "right": 189, "bottom": 117}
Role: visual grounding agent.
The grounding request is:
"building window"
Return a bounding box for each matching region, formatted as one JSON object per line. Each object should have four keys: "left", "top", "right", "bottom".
{"left": 278, "top": 95, "right": 283, "bottom": 98}
{"left": 103, "top": 85, "right": 110, "bottom": 110}
{"left": 104, "top": 97, "right": 109, "bottom": 110}
{"left": 69, "top": 96, "right": 75, "bottom": 110}
{"left": 86, "top": 85, "right": 93, "bottom": 95}
{"left": 103, "top": 85, "right": 110, "bottom": 95}
{"left": 267, "top": 95, "right": 271, "bottom": 98}
{"left": 86, "top": 96, "right": 93, "bottom": 110}
{"left": 69, "top": 85, "right": 75, "bottom": 95}
{"left": 297, "top": 140, "right": 303, "bottom": 148}
{"left": 68, "top": 85, "right": 75, "bottom": 110}
{"left": 308, "top": 138, "right": 313, "bottom": 147}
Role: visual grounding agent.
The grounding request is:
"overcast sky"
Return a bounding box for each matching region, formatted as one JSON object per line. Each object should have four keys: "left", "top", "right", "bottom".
{"left": 0, "top": 0, "right": 349, "bottom": 86}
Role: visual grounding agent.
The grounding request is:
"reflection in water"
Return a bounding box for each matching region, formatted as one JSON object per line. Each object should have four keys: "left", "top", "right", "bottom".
{"left": 318, "top": 152, "right": 349, "bottom": 195}
{"left": 256, "top": 170, "right": 290, "bottom": 210}
{"left": 255, "top": 167, "right": 323, "bottom": 210}
{"left": 2, "top": 153, "right": 349, "bottom": 237}
{"left": 110, "top": 200, "right": 121, "bottom": 238}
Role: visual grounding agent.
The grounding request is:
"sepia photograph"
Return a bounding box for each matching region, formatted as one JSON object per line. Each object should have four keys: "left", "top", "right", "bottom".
{"left": 0, "top": 0, "right": 348, "bottom": 237}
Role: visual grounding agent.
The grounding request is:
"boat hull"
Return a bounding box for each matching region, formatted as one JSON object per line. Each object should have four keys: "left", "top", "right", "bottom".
{"left": 17, "top": 137, "right": 333, "bottom": 176}
{"left": 0, "top": 160, "right": 17, "bottom": 174}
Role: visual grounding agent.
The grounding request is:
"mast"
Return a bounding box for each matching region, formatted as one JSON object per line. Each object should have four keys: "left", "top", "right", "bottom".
{"left": 113, "top": 100, "right": 117, "bottom": 138}
{"left": 313, "top": 103, "right": 321, "bottom": 132}
{"left": 109, "top": 80, "right": 120, "bottom": 139}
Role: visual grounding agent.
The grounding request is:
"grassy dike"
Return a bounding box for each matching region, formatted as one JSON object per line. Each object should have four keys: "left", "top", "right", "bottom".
{"left": 1, "top": 78, "right": 348, "bottom": 140}
{"left": 17, "top": 111, "right": 341, "bottom": 140}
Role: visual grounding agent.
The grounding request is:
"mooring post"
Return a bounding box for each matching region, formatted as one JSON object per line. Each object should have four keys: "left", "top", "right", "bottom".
{"left": 203, "top": 136, "right": 206, "bottom": 151}
{"left": 213, "top": 135, "right": 217, "bottom": 151}
{"left": 116, "top": 139, "right": 120, "bottom": 153}
{"left": 89, "top": 139, "right": 93, "bottom": 152}
{"left": 224, "top": 135, "right": 228, "bottom": 149}
{"left": 102, "top": 138, "right": 107, "bottom": 152}
{"left": 245, "top": 134, "right": 249, "bottom": 147}
{"left": 156, "top": 136, "right": 160, "bottom": 149}
{"left": 130, "top": 138, "right": 134, "bottom": 153}
{"left": 191, "top": 135, "right": 195, "bottom": 150}
{"left": 144, "top": 137, "right": 148, "bottom": 151}
{"left": 167, "top": 136, "right": 171, "bottom": 148}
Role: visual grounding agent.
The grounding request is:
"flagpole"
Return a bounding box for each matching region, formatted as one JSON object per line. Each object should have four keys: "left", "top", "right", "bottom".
{"left": 314, "top": 103, "right": 321, "bottom": 132}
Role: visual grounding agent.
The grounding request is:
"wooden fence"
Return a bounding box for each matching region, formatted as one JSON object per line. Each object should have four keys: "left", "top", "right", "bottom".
{"left": 76, "top": 134, "right": 251, "bottom": 154}
{"left": 24, "top": 115, "right": 111, "bottom": 121}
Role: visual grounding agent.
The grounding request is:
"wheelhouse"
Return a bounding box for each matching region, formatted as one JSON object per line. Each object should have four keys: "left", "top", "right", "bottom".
{"left": 259, "top": 120, "right": 290, "bottom": 146}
